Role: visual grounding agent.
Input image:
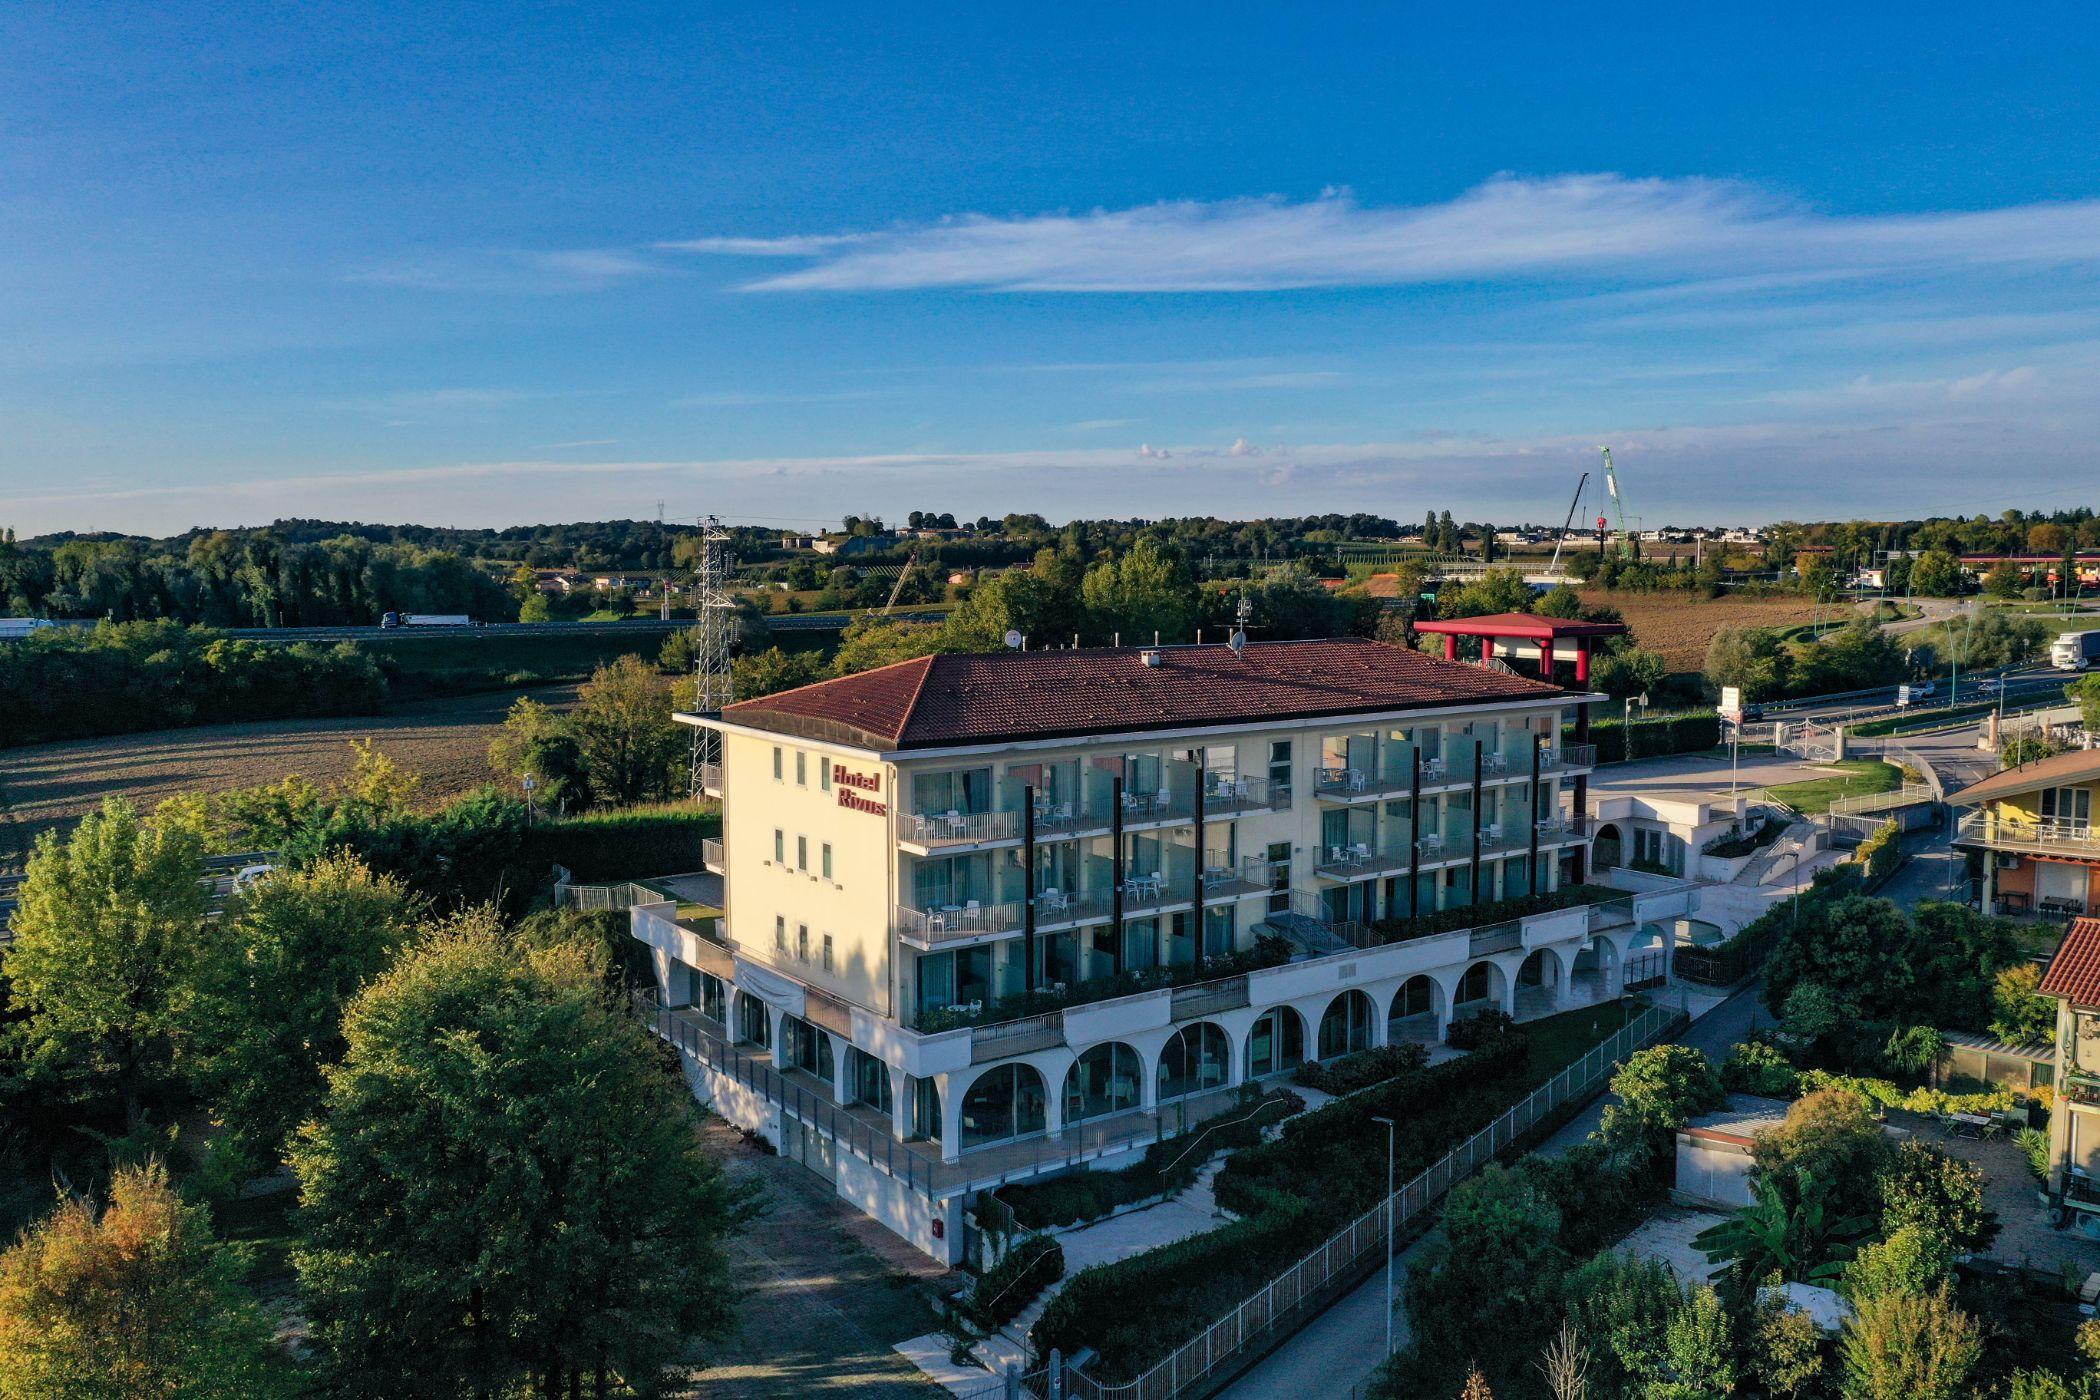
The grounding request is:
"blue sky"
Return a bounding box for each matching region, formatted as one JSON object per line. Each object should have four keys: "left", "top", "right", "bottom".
{"left": 5, "top": 3, "right": 2100, "bottom": 536}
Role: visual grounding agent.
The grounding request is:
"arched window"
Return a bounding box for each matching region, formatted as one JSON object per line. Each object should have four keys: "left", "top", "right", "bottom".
{"left": 847, "top": 1047, "right": 893, "bottom": 1115}
{"left": 959, "top": 1064, "right": 1048, "bottom": 1150}
{"left": 1456, "top": 961, "right": 1498, "bottom": 1008}
{"left": 1245, "top": 1007, "right": 1306, "bottom": 1079}
{"left": 1391, "top": 976, "right": 1437, "bottom": 1021}
{"left": 1063, "top": 1043, "right": 1142, "bottom": 1125}
{"left": 1316, "top": 990, "right": 1375, "bottom": 1060}
{"left": 1157, "top": 1023, "right": 1229, "bottom": 1102}
{"left": 737, "top": 995, "right": 773, "bottom": 1049}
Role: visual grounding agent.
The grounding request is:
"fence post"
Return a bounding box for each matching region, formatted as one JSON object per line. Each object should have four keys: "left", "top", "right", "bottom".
{"left": 1049, "top": 1348, "right": 1064, "bottom": 1400}
{"left": 1005, "top": 1362, "right": 1021, "bottom": 1400}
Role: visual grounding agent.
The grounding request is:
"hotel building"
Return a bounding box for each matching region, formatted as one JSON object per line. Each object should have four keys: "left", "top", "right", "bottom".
{"left": 636, "top": 631, "right": 1697, "bottom": 1260}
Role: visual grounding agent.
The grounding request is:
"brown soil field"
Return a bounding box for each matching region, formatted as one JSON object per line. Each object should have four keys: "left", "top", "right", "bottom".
{"left": 1576, "top": 589, "right": 1830, "bottom": 671}
{"left": 0, "top": 683, "right": 579, "bottom": 861}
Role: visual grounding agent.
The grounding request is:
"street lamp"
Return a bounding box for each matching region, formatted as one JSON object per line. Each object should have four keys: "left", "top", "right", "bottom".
{"left": 1372, "top": 1114, "right": 1396, "bottom": 1357}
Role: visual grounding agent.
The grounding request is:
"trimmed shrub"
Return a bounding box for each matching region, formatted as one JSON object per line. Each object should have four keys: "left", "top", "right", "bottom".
{"left": 1593, "top": 710, "right": 1721, "bottom": 764}
{"left": 1370, "top": 883, "right": 1621, "bottom": 941}
{"left": 1294, "top": 1042, "right": 1429, "bottom": 1096}
{"left": 1856, "top": 818, "right": 1901, "bottom": 886}
{"left": 965, "top": 1236, "right": 1064, "bottom": 1331}
{"left": 519, "top": 803, "right": 720, "bottom": 882}
{"left": 1445, "top": 1007, "right": 1519, "bottom": 1051}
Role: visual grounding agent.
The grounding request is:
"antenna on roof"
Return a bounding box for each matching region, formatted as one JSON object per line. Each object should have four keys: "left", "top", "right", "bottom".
{"left": 1229, "top": 590, "right": 1260, "bottom": 658}
{"left": 1004, "top": 629, "right": 1022, "bottom": 650}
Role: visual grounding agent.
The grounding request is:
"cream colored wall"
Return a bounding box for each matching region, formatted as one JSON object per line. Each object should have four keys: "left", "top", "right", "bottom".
{"left": 720, "top": 729, "right": 895, "bottom": 1015}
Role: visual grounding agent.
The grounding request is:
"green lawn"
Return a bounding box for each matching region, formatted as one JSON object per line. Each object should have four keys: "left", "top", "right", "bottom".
{"left": 1520, "top": 1000, "right": 1634, "bottom": 1082}
{"left": 1755, "top": 758, "right": 1905, "bottom": 814}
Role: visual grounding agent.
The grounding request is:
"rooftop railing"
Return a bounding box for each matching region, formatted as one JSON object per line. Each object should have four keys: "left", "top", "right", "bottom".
{"left": 1956, "top": 810, "right": 2100, "bottom": 857}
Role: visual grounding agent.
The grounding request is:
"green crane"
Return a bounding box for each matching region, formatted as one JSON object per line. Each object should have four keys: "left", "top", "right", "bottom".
{"left": 1599, "top": 446, "right": 1635, "bottom": 558}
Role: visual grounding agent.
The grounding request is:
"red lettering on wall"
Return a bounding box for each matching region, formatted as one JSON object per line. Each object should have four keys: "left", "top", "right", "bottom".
{"left": 838, "top": 788, "right": 887, "bottom": 816}
{"left": 832, "top": 764, "right": 881, "bottom": 792}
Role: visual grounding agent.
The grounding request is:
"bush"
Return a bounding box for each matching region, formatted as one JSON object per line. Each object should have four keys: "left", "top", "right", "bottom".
{"left": 1369, "top": 883, "right": 1620, "bottom": 941}
{"left": 519, "top": 802, "right": 720, "bottom": 882}
{"left": 1857, "top": 818, "right": 1902, "bottom": 885}
{"left": 1031, "top": 1193, "right": 1318, "bottom": 1380}
{"left": 964, "top": 1236, "right": 1064, "bottom": 1331}
{"left": 1294, "top": 1042, "right": 1430, "bottom": 1096}
{"left": 2017, "top": 1126, "right": 2052, "bottom": 1183}
{"left": 998, "top": 1090, "right": 1301, "bottom": 1229}
{"left": 1593, "top": 710, "right": 1721, "bottom": 764}
{"left": 1445, "top": 1007, "right": 1519, "bottom": 1050}
{"left": 1723, "top": 1037, "right": 1802, "bottom": 1097}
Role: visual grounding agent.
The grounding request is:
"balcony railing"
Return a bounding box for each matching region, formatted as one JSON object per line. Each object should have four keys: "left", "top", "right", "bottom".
{"left": 696, "top": 762, "right": 724, "bottom": 796}
{"left": 1957, "top": 811, "right": 2100, "bottom": 858}
{"left": 1315, "top": 840, "right": 1412, "bottom": 880}
{"left": 894, "top": 899, "right": 1026, "bottom": 946}
{"left": 1539, "top": 742, "right": 1598, "bottom": 771}
{"left": 1200, "top": 775, "right": 1292, "bottom": 816}
{"left": 1535, "top": 815, "right": 1594, "bottom": 844}
{"left": 897, "top": 808, "right": 1022, "bottom": 848}
{"left": 701, "top": 837, "right": 724, "bottom": 872}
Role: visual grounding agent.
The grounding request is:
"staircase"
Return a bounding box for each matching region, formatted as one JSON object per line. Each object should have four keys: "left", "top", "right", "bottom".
{"left": 1258, "top": 913, "right": 1353, "bottom": 958}
{"left": 1741, "top": 821, "right": 1815, "bottom": 887}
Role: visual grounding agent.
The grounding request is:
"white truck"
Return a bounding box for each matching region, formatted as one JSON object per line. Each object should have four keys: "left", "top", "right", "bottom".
{"left": 381, "top": 612, "right": 473, "bottom": 629}
{"left": 2051, "top": 630, "right": 2100, "bottom": 671}
{"left": 0, "top": 618, "right": 57, "bottom": 640}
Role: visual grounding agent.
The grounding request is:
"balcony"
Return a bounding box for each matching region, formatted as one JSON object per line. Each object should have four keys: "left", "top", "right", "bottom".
{"left": 1200, "top": 774, "right": 1293, "bottom": 817}
{"left": 1539, "top": 742, "right": 1598, "bottom": 773}
{"left": 701, "top": 837, "right": 724, "bottom": 874}
{"left": 894, "top": 898, "right": 1026, "bottom": 949}
{"left": 896, "top": 807, "right": 1023, "bottom": 852}
{"left": 1315, "top": 838, "right": 1413, "bottom": 881}
{"left": 1956, "top": 811, "right": 2100, "bottom": 860}
{"left": 696, "top": 762, "right": 724, "bottom": 798}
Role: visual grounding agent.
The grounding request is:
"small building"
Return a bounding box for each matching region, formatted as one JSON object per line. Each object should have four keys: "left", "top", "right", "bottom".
{"left": 1590, "top": 790, "right": 1754, "bottom": 882}
{"left": 1934, "top": 1028, "right": 2053, "bottom": 1098}
{"left": 1950, "top": 750, "right": 2100, "bottom": 918}
{"left": 781, "top": 533, "right": 815, "bottom": 550}
{"left": 1674, "top": 1094, "right": 1792, "bottom": 1211}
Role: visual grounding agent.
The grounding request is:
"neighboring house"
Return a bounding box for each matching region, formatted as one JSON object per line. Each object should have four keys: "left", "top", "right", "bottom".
{"left": 2039, "top": 918, "right": 2100, "bottom": 1222}
{"left": 812, "top": 533, "right": 897, "bottom": 556}
{"left": 533, "top": 570, "right": 585, "bottom": 594}
{"left": 780, "top": 533, "right": 815, "bottom": 550}
{"left": 1950, "top": 750, "right": 2100, "bottom": 918}
{"left": 636, "top": 636, "right": 1695, "bottom": 1261}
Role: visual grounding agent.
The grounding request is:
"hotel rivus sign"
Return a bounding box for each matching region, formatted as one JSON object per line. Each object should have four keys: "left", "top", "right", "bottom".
{"left": 834, "top": 764, "right": 886, "bottom": 816}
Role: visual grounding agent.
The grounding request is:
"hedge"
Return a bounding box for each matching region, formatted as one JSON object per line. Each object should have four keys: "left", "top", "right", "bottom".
{"left": 997, "top": 1089, "right": 1302, "bottom": 1229}
{"left": 1592, "top": 710, "right": 1721, "bottom": 764}
{"left": 1856, "top": 817, "right": 1902, "bottom": 886}
{"left": 964, "top": 1236, "right": 1065, "bottom": 1332}
{"left": 1293, "top": 1042, "right": 1429, "bottom": 1097}
{"left": 518, "top": 802, "right": 720, "bottom": 882}
{"left": 1368, "top": 882, "right": 1622, "bottom": 941}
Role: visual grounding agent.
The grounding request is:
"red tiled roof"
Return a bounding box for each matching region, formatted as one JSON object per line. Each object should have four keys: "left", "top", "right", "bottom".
{"left": 1413, "top": 612, "right": 1627, "bottom": 639}
{"left": 2042, "top": 917, "right": 2100, "bottom": 1008}
{"left": 719, "top": 638, "right": 1569, "bottom": 750}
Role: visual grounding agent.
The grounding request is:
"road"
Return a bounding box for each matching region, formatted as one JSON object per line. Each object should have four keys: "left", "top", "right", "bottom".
{"left": 29, "top": 610, "right": 947, "bottom": 643}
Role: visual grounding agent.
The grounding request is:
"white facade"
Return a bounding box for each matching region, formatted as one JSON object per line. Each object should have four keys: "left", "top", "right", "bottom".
{"left": 638, "top": 668, "right": 1703, "bottom": 1262}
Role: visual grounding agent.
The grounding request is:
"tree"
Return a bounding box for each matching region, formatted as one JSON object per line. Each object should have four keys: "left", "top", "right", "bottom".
{"left": 569, "top": 655, "right": 683, "bottom": 803}
{"left": 1591, "top": 646, "right": 1667, "bottom": 700}
{"left": 1749, "top": 1292, "right": 1825, "bottom": 1400}
{"left": 1696, "top": 1169, "right": 1870, "bottom": 1286}
{"left": 291, "top": 916, "right": 754, "bottom": 1396}
{"left": 2069, "top": 674, "right": 2100, "bottom": 734}
{"left": 1704, "top": 625, "right": 1791, "bottom": 701}
{"left": 1405, "top": 1166, "right": 1563, "bottom": 1392}
{"left": 1754, "top": 1088, "right": 1895, "bottom": 1218}
{"left": 1560, "top": 1250, "right": 1679, "bottom": 1395}
{"left": 1597, "top": 1045, "right": 1726, "bottom": 1165}
{"left": 1080, "top": 537, "right": 1200, "bottom": 644}
{"left": 1837, "top": 1285, "right": 1981, "bottom": 1400}
{"left": 831, "top": 617, "right": 949, "bottom": 676}
{"left": 731, "top": 644, "right": 826, "bottom": 698}
{"left": 1876, "top": 1140, "right": 1998, "bottom": 1253}
{"left": 1763, "top": 895, "right": 1919, "bottom": 1026}
{"left": 1908, "top": 550, "right": 1963, "bottom": 597}
{"left": 1434, "top": 568, "right": 1535, "bottom": 623}
{"left": 0, "top": 1161, "right": 288, "bottom": 1397}
{"left": 1843, "top": 1223, "right": 1954, "bottom": 1302}
{"left": 182, "top": 855, "right": 418, "bottom": 1167}
{"left": 1991, "top": 961, "right": 2058, "bottom": 1045}
{"left": 1648, "top": 1284, "right": 1734, "bottom": 1400}
{"left": 1984, "top": 558, "right": 2024, "bottom": 598}
{"left": 2, "top": 797, "right": 209, "bottom": 1129}
{"left": 487, "top": 695, "right": 592, "bottom": 812}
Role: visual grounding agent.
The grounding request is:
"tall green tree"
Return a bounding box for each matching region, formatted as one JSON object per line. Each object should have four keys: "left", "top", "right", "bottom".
{"left": 1080, "top": 537, "right": 1200, "bottom": 644}
{"left": 1597, "top": 1045, "right": 1726, "bottom": 1167}
{"left": 182, "top": 855, "right": 419, "bottom": 1167}
{"left": 291, "top": 916, "right": 754, "bottom": 1397}
{"left": 0, "top": 1161, "right": 290, "bottom": 1398}
{"left": 1837, "top": 1285, "right": 1981, "bottom": 1400}
{"left": 2, "top": 798, "right": 208, "bottom": 1129}
{"left": 569, "top": 655, "right": 683, "bottom": 804}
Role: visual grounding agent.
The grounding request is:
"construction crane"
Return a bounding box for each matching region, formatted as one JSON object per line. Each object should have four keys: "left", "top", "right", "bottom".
{"left": 1547, "top": 471, "right": 1589, "bottom": 576}
{"left": 1599, "top": 446, "right": 1634, "bottom": 558}
{"left": 882, "top": 551, "right": 919, "bottom": 615}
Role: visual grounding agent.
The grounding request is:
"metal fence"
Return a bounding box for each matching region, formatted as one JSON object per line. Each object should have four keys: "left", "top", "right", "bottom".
{"left": 1063, "top": 1001, "right": 1682, "bottom": 1400}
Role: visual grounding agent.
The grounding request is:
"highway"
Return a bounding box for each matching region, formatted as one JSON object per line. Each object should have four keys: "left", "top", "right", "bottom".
{"left": 30, "top": 611, "right": 945, "bottom": 643}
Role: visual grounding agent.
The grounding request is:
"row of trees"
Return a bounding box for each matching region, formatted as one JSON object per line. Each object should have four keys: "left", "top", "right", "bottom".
{"left": 0, "top": 791, "right": 750, "bottom": 1393}
{"left": 487, "top": 656, "right": 687, "bottom": 809}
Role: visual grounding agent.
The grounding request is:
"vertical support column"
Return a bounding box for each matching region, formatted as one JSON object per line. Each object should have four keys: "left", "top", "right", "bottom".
{"left": 1572, "top": 695, "right": 1592, "bottom": 884}
{"left": 1574, "top": 641, "right": 1591, "bottom": 685}
{"left": 769, "top": 1005, "right": 790, "bottom": 1071}
{"left": 1408, "top": 748, "right": 1423, "bottom": 918}
{"left": 1541, "top": 634, "right": 1556, "bottom": 681}
{"left": 1022, "top": 783, "right": 1038, "bottom": 993}
{"left": 1191, "top": 747, "right": 1207, "bottom": 972}
{"left": 889, "top": 1067, "right": 912, "bottom": 1141}
{"left": 1528, "top": 737, "right": 1542, "bottom": 894}
{"left": 1469, "top": 740, "right": 1484, "bottom": 907}
{"left": 1443, "top": 634, "right": 1458, "bottom": 662}
{"left": 1111, "top": 772, "right": 1126, "bottom": 969}
{"left": 830, "top": 1034, "right": 851, "bottom": 1106}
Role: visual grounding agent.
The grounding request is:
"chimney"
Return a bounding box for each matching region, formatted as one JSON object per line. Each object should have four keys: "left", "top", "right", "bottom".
{"left": 1139, "top": 649, "right": 1163, "bottom": 668}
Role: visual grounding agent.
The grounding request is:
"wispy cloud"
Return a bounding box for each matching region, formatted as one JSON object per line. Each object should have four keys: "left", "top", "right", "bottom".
{"left": 666, "top": 175, "right": 2100, "bottom": 293}
{"left": 349, "top": 247, "right": 667, "bottom": 294}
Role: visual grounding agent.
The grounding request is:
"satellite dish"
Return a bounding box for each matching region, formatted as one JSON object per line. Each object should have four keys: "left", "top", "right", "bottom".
{"left": 1003, "top": 630, "right": 1023, "bottom": 649}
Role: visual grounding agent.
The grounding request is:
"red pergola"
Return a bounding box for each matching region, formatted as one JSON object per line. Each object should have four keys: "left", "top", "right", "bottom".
{"left": 1411, "top": 611, "right": 1627, "bottom": 684}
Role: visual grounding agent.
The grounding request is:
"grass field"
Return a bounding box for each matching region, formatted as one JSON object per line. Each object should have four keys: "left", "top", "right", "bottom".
{"left": 367, "top": 625, "right": 680, "bottom": 699}
{"left": 1576, "top": 589, "right": 1830, "bottom": 671}
{"left": 0, "top": 683, "right": 578, "bottom": 863}
{"left": 1753, "top": 758, "right": 1905, "bottom": 813}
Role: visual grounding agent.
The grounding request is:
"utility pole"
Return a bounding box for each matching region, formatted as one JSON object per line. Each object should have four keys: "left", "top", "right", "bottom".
{"left": 1373, "top": 1114, "right": 1395, "bottom": 1358}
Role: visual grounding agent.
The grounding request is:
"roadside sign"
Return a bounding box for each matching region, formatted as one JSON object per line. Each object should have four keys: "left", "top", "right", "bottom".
{"left": 1718, "top": 685, "right": 1743, "bottom": 723}
{"left": 1896, "top": 684, "right": 1913, "bottom": 708}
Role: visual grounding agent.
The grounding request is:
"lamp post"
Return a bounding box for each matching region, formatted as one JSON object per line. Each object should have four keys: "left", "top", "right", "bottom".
{"left": 1372, "top": 1114, "right": 1396, "bottom": 1356}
